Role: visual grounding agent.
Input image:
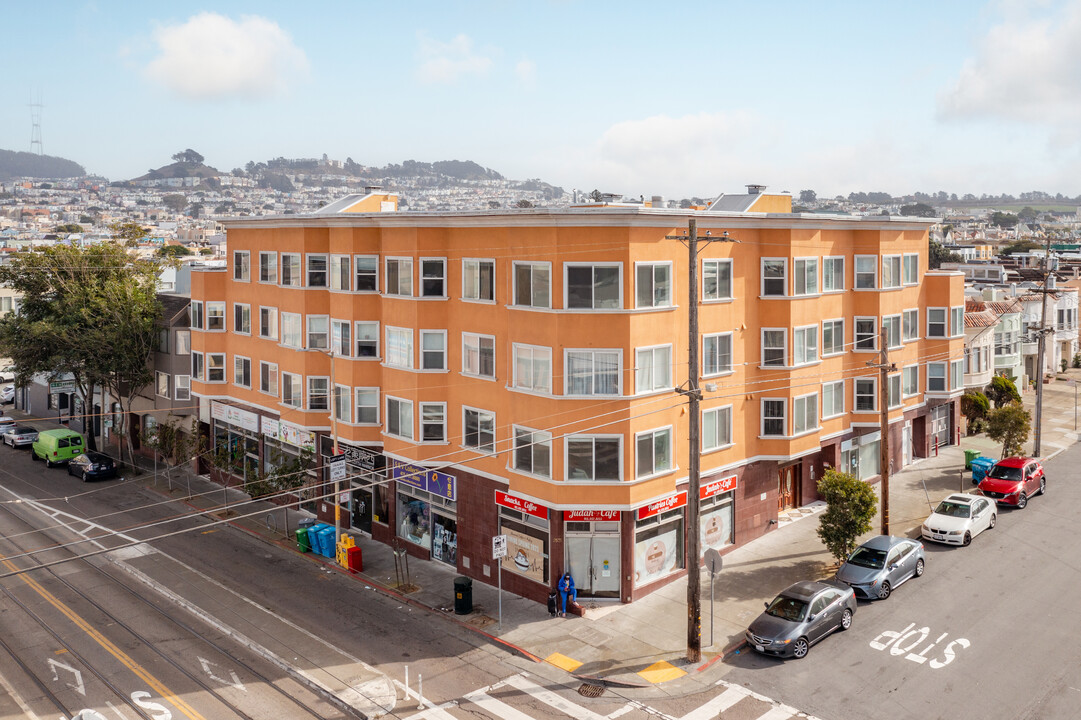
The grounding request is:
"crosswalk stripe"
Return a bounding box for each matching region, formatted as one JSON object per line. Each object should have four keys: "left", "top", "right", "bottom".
{"left": 463, "top": 690, "right": 539, "bottom": 720}
{"left": 678, "top": 687, "right": 748, "bottom": 720}
{"left": 501, "top": 673, "right": 609, "bottom": 720}
{"left": 401, "top": 704, "right": 460, "bottom": 720}
{"left": 755, "top": 705, "right": 796, "bottom": 720}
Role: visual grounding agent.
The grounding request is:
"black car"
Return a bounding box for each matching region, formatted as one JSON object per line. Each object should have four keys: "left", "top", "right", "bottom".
{"left": 66, "top": 452, "right": 117, "bottom": 481}
{"left": 746, "top": 580, "right": 857, "bottom": 659}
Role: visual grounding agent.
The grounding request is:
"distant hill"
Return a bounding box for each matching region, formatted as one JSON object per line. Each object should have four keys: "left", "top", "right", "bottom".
{"left": 130, "top": 161, "right": 221, "bottom": 183}
{"left": 0, "top": 149, "right": 85, "bottom": 180}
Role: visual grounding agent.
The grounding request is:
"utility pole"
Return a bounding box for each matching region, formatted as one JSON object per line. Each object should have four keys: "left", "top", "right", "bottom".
{"left": 666, "top": 219, "right": 734, "bottom": 663}
{"left": 868, "top": 326, "right": 896, "bottom": 535}
{"left": 1033, "top": 233, "right": 1055, "bottom": 457}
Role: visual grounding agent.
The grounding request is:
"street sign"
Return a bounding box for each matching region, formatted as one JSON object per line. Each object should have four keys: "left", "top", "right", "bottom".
{"left": 327, "top": 454, "right": 347, "bottom": 482}
{"left": 50, "top": 380, "right": 76, "bottom": 393}
{"left": 492, "top": 534, "right": 507, "bottom": 559}
{"left": 704, "top": 547, "right": 724, "bottom": 576}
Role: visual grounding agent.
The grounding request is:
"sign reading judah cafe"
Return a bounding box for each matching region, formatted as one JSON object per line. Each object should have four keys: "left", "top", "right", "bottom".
{"left": 700, "top": 474, "right": 738, "bottom": 499}
{"left": 563, "top": 509, "right": 620, "bottom": 521}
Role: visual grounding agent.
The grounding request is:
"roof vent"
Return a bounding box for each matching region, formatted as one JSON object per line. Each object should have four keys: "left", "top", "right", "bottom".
{"left": 600, "top": 192, "right": 621, "bottom": 203}
{"left": 364, "top": 185, "right": 383, "bottom": 194}
{"left": 746, "top": 184, "right": 767, "bottom": 195}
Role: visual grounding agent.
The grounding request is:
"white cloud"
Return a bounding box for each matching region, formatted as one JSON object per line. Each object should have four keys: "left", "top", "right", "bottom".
{"left": 938, "top": 1, "right": 1081, "bottom": 126}
{"left": 515, "top": 59, "right": 536, "bottom": 85}
{"left": 144, "top": 12, "right": 309, "bottom": 101}
{"left": 416, "top": 33, "right": 493, "bottom": 84}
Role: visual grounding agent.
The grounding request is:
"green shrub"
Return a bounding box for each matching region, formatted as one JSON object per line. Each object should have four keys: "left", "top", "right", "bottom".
{"left": 816, "top": 468, "right": 878, "bottom": 564}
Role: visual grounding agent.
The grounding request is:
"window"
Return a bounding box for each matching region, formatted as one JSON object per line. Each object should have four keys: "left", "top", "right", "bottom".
{"left": 703, "top": 333, "right": 733, "bottom": 375}
{"left": 156, "top": 371, "right": 170, "bottom": 398}
{"left": 175, "top": 375, "right": 190, "bottom": 401}
{"left": 513, "top": 344, "right": 551, "bottom": 393}
{"left": 282, "top": 373, "right": 302, "bottom": 407}
{"left": 332, "top": 384, "right": 350, "bottom": 422}
{"left": 822, "top": 380, "right": 844, "bottom": 418}
{"left": 233, "top": 303, "right": 251, "bottom": 334}
{"left": 307, "top": 315, "right": 329, "bottom": 350}
{"left": 566, "top": 350, "right": 620, "bottom": 395}
{"left": 355, "top": 388, "right": 378, "bottom": 424}
{"left": 329, "top": 320, "right": 351, "bottom": 356}
{"left": 259, "top": 251, "right": 277, "bottom": 283}
{"left": 822, "top": 319, "right": 844, "bottom": 356}
{"left": 823, "top": 256, "right": 844, "bottom": 292}
{"left": 882, "top": 255, "right": 902, "bottom": 289}
{"left": 793, "top": 326, "right": 817, "bottom": 365}
{"left": 206, "top": 302, "right": 225, "bottom": 331}
{"left": 175, "top": 330, "right": 190, "bottom": 355}
{"left": 190, "top": 301, "right": 203, "bottom": 329}
{"left": 855, "top": 317, "right": 877, "bottom": 350}
{"left": 419, "top": 258, "right": 445, "bottom": 297}
{"left": 463, "top": 258, "right": 495, "bottom": 302}
{"left": 281, "top": 253, "right": 301, "bottom": 287}
{"left": 903, "top": 253, "right": 919, "bottom": 285}
{"left": 462, "top": 333, "right": 496, "bottom": 378}
{"left": 330, "top": 255, "right": 351, "bottom": 291}
{"left": 702, "top": 406, "right": 732, "bottom": 451}
{"left": 636, "top": 262, "right": 672, "bottom": 308}
{"left": 158, "top": 328, "right": 169, "bottom": 353}
{"left": 855, "top": 378, "right": 876, "bottom": 411}
{"left": 636, "top": 427, "right": 672, "bottom": 478}
{"left": 566, "top": 264, "right": 620, "bottom": 309}
{"left": 386, "top": 258, "right": 413, "bottom": 296}
{"left": 233, "top": 250, "right": 250, "bottom": 281}
{"left": 903, "top": 309, "right": 919, "bottom": 342}
{"left": 420, "top": 330, "right": 446, "bottom": 370}
{"left": 566, "top": 436, "right": 620, "bottom": 481}
{"left": 927, "top": 363, "right": 947, "bottom": 392}
{"left": 636, "top": 346, "right": 671, "bottom": 393}
{"left": 883, "top": 315, "right": 901, "bottom": 349}
{"left": 260, "top": 361, "right": 278, "bottom": 396}
{"left": 762, "top": 400, "right": 786, "bottom": 436}
{"left": 281, "top": 312, "right": 302, "bottom": 347}
{"left": 888, "top": 374, "right": 902, "bottom": 408}
{"left": 514, "top": 428, "right": 551, "bottom": 477}
{"left": 927, "top": 308, "right": 946, "bottom": 337}
{"left": 307, "top": 254, "right": 327, "bottom": 287}
{"left": 761, "top": 259, "right": 787, "bottom": 297}
{"left": 855, "top": 255, "right": 877, "bottom": 289}
{"left": 951, "top": 360, "right": 964, "bottom": 390}
{"left": 308, "top": 377, "right": 329, "bottom": 411}
{"left": 355, "top": 321, "right": 379, "bottom": 358}
{"left": 207, "top": 353, "right": 225, "bottom": 382}
{"left": 355, "top": 255, "right": 378, "bottom": 292}
{"left": 514, "top": 262, "right": 551, "bottom": 308}
{"left": 259, "top": 307, "right": 277, "bottom": 340}
{"left": 762, "top": 329, "right": 786, "bottom": 367}
{"left": 702, "top": 259, "right": 732, "bottom": 301}
{"left": 794, "top": 394, "right": 818, "bottom": 434}
{"left": 794, "top": 258, "right": 818, "bottom": 296}
{"left": 903, "top": 365, "right": 918, "bottom": 397}
{"left": 386, "top": 327, "right": 413, "bottom": 368}
{"left": 234, "top": 356, "right": 251, "bottom": 387}
{"left": 950, "top": 306, "right": 964, "bottom": 337}
{"left": 386, "top": 397, "right": 413, "bottom": 439}
{"left": 419, "top": 403, "right": 446, "bottom": 442}
{"left": 191, "top": 352, "right": 204, "bottom": 380}
{"left": 463, "top": 407, "right": 495, "bottom": 452}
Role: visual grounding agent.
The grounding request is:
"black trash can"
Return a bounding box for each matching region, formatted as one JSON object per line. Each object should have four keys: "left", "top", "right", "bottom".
{"left": 454, "top": 576, "right": 473, "bottom": 615}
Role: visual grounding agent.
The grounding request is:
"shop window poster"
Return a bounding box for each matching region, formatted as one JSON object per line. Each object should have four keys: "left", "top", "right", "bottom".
{"left": 432, "top": 522, "right": 457, "bottom": 565}
{"left": 397, "top": 495, "right": 431, "bottom": 548}
{"left": 500, "top": 525, "right": 546, "bottom": 584}
{"left": 634, "top": 526, "right": 679, "bottom": 587}
{"left": 700, "top": 503, "right": 733, "bottom": 551}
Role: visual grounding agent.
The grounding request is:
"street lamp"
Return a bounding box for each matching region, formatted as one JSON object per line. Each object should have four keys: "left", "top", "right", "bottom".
{"left": 312, "top": 347, "right": 344, "bottom": 564}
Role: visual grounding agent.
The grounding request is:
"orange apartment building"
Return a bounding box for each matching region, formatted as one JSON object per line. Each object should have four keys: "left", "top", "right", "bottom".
{"left": 190, "top": 188, "right": 965, "bottom": 605}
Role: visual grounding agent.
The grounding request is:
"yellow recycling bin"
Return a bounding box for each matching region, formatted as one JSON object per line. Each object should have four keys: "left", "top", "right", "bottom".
{"left": 337, "top": 534, "right": 355, "bottom": 566}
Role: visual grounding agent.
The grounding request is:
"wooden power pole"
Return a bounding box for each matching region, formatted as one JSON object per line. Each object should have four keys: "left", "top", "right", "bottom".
{"left": 869, "top": 326, "right": 895, "bottom": 535}
{"left": 1033, "top": 233, "right": 1055, "bottom": 457}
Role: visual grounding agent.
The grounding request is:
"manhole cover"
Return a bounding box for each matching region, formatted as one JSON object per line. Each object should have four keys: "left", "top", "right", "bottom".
{"left": 577, "top": 683, "right": 605, "bottom": 698}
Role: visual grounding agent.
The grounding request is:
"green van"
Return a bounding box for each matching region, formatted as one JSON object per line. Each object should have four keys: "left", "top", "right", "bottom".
{"left": 32, "top": 429, "right": 85, "bottom": 467}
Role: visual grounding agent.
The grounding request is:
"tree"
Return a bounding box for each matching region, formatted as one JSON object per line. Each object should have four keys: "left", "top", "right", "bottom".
{"left": 515, "top": 199, "right": 534, "bottom": 208}
{"left": 198, "top": 248, "right": 213, "bottom": 256}
{"left": 171, "top": 149, "right": 205, "bottom": 165}
{"left": 961, "top": 391, "right": 990, "bottom": 434}
{"left": 929, "top": 240, "right": 961, "bottom": 269}
{"left": 1018, "top": 206, "right": 1038, "bottom": 223}
{"left": 589, "top": 189, "right": 603, "bottom": 202}
{"left": 900, "top": 203, "right": 936, "bottom": 218}
{"left": 109, "top": 221, "right": 149, "bottom": 247}
{"left": 986, "top": 402, "right": 1031, "bottom": 458}
{"left": 816, "top": 469, "right": 878, "bottom": 564}
{"left": 986, "top": 374, "right": 1021, "bottom": 408}
{"left": 161, "top": 194, "right": 187, "bottom": 212}
{"left": 158, "top": 244, "right": 192, "bottom": 258}
{"left": 990, "top": 211, "right": 1018, "bottom": 229}
{"left": 999, "top": 239, "right": 1041, "bottom": 255}
{"left": 799, "top": 189, "right": 817, "bottom": 204}
{"left": 55, "top": 223, "right": 83, "bottom": 234}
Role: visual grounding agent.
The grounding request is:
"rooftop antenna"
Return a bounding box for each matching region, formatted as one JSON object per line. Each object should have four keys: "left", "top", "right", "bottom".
{"left": 29, "top": 91, "right": 44, "bottom": 156}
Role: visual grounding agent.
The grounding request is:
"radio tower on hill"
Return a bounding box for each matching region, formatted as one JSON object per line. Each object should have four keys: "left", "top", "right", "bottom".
{"left": 29, "top": 92, "right": 44, "bottom": 156}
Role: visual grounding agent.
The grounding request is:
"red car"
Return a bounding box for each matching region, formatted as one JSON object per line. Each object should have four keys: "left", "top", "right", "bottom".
{"left": 977, "top": 456, "right": 1046, "bottom": 508}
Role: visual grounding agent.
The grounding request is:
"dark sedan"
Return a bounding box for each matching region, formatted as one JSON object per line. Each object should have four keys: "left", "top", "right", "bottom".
{"left": 746, "top": 580, "right": 857, "bottom": 659}
{"left": 66, "top": 452, "right": 117, "bottom": 481}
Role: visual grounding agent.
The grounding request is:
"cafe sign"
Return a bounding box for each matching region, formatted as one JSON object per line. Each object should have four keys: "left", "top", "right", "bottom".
{"left": 636, "top": 491, "right": 688, "bottom": 520}
{"left": 701, "top": 474, "right": 738, "bottom": 499}
{"left": 495, "top": 490, "right": 547, "bottom": 519}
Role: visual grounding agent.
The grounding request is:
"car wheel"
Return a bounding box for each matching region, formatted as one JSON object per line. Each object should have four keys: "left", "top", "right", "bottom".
{"left": 840, "top": 608, "right": 853, "bottom": 631}
{"left": 915, "top": 558, "right": 925, "bottom": 577}
{"left": 989, "top": 513, "right": 996, "bottom": 529}
{"left": 878, "top": 581, "right": 892, "bottom": 600}
{"left": 1017, "top": 492, "right": 1027, "bottom": 509}
{"left": 963, "top": 532, "right": 972, "bottom": 547}
{"left": 30, "top": 450, "right": 37, "bottom": 461}
{"left": 792, "top": 637, "right": 809, "bottom": 659}
{"left": 45, "top": 457, "right": 54, "bottom": 468}
{"left": 1039, "top": 478, "right": 1046, "bottom": 496}
{"left": 66, "top": 464, "right": 73, "bottom": 476}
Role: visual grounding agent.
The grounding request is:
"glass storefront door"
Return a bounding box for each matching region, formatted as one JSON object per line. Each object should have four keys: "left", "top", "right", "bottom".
{"left": 565, "top": 522, "right": 620, "bottom": 598}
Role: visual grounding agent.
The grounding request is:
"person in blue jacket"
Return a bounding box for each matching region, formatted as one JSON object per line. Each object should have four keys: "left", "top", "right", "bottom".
{"left": 557, "top": 572, "right": 576, "bottom": 617}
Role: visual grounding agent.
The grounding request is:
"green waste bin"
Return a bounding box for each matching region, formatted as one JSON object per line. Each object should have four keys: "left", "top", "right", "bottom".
{"left": 295, "top": 527, "right": 311, "bottom": 553}
{"left": 964, "top": 449, "right": 982, "bottom": 470}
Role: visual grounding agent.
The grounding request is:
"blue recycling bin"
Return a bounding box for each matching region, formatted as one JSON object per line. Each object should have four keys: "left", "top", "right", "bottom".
{"left": 318, "top": 527, "right": 337, "bottom": 557}
{"left": 307, "top": 524, "right": 327, "bottom": 555}
{"left": 971, "top": 457, "right": 995, "bottom": 484}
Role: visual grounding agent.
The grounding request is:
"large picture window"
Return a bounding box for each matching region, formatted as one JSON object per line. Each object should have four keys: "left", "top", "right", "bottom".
{"left": 514, "top": 262, "right": 551, "bottom": 308}
{"left": 463, "top": 259, "right": 495, "bottom": 302}
{"left": 566, "top": 436, "right": 621, "bottom": 481}
{"left": 566, "top": 350, "right": 620, "bottom": 395}
{"left": 566, "top": 264, "right": 620, "bottom": 309}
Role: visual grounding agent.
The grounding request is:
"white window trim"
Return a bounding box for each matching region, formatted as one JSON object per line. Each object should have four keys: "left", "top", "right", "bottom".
{"left": 462, "top": 332, "right": 497, "bottom": 380}
{"left": 793, "top": 392, "right": 820, "bottom": 436}
{"left": 280, "top": 253, "right": 302, "bottom": 288}
{"left": 884, "top": 313, "right": 903, "bottom": 350}
{"left": 822, "top": 379, "right": 845, "bottom": 419}
{"left": 512, "top": 260, "right": 553, "bottom": 309}
{"left": 419, "top": 257, "right": 448, "bottom": 299}
{"left": 881, "top": 254, "right": 903, "bottom": 290}
{"left": 512, "top": 343, "right": 553, "bottom": 395}
{"left": 760, "top": 397, "right": 788, "bottom": 438}
{"left": 281, "top": 372, "right": 302, "bottom": 408}
{"left": 354, "top": 254, "right": 379, "bottom": 293}
{"left": 385, "top": 396, "right": 414, "bottom": 440}
{"left": 419, "top": 329, "right": 448, "bottom": 372}
{"left": 854, "top": 254, "right": 878, "bottom": 290}
{"left": 701, "top": 258, "right": 734, "bottom": 303}
{"left": 419, "top": 401, "right": 447, "bottom": 443}
{"left": 462, "top": 257, "right": 497, "bottom": 304}
{"left": 155, "top": 371, "right": 170, "bottom": 398}
{"left": 306, "top": 314, "right": 329, "bottom": 350}
{"left": 635, "top": 425, "right": 675, "bottom": 480}
{"left": 461, "top": 405, "right": 497, "bottom": 454}
{"left": 902, "top": 364, "right": 919, "bottom": 397}
{"left": 702, "top": 332, "right": 734, "bottom": 377}
{"left": 702, "top": 405, "right": 734, "bottom": 454}
{"left": 280, "top": 311, "right": 302, "bottom": 349}
{"left": 174, "top": 374, "right": 190, "bottom": 401}
{"left": 330, "top": 318, "right": 352, "bottom": 357}
{"left": 760, "top": 328, "right": 788, "bottom": 369}
{"left": 854, "top": 376, "right": 878, "bottom": 413}
{"left": 563, "top": 262, "right": 623, "bottom": 311}
{"left": 329, "top": 254, "right": 352, "bottom": 293}
{"left": 206, "top": 352, "right": 226, "bottom": 383}
{"left": 564, "top": 434, "right": 623, "bottom": 483}
{"left": 205, "top": 302, "right": 226, "bottom": 332}
{"left": 950, "top": 306, "right": 965, "bottom": 338}
{"left": 258, "top": 251, "right": 277, "bottom": 284}
{"left": 793, "top": 256, "right": 820, "bottom": 297}
{"left": 510, "top": 425, "right": 552, "bottom": 479}
{"left": 385, "top": 256, "right": 414, "bottom": 297}
{"left": 760, "top": 257, "right": 788, "bottom": 298}
{"left": 903, "top": 308, "right": 919, "bottom": 342}
{"left": 563, "top": 348, "right": 623, "bottom": 397}
{"left": 888, "top": 373, "right": 903, "bottom": 409}
{"left": 903, "top": 253, "right": 919, "bottom": 285}
{"left": 634, "top": 261, "right": 674, "bottom": 309}
{"left": 354, "top": 387, "right": 380, "bottom": 426}
{"left": 854, "top": 316, "right": 879, "bottom": 352}
{"left": 258, "top": 306, "right": 278, "bottom": 340}
{"left": 927, "top": 362, "right": 948, "bottom": 393}
{"left": 332, "top": 383, "right": 351, "bottom": 423}
{"left": 307, "top": 376, "right": 330, "bottom": 411}
{"left": 305, "top": 253, "right": 328, "bottom": 288}
{"left": 259, "top": 361, "right": 278, "bottom": 397}
{"left": 634, "top": 343, "right": 673, "bottom": 395}
{"left": 385, "top": 326, "right": 414, "bottom": 369}
{"left": 233, "top": 354, "right": 252, "bottom": 388}
{"left": 822, "top": 256, "right": 845, "bottom": 293}
{"left": 233, "top": 302, "right": 251, "bottom": 335}
{"left": 355, "top": 320, "right": 380, "bottom": 361}
{"left": 233, "top": 250, "right": 250, "bottom": 283}
{"left": 822, "top": 318, "right": 845, "bottom": 357}
{"left": 927, "top": 307, "right": 947, "bottom": 338}
{"left": 792, "top": 324, "right": 819, "bottom": 367}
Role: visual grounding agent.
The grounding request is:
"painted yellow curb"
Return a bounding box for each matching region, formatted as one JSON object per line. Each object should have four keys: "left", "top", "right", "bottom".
{"left": 545, "top": 652, "right": 584, "bottom": 672}
{"left": 637, "top": 660, "right": 686, "bottom": 684}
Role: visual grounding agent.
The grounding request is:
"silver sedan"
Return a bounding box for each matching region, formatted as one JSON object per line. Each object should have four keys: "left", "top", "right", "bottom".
{"left": 835, "top": 536, "right": 925, "bottom": 600}
{"left": 3, "top": 425, "right": 38, "bottom": 448}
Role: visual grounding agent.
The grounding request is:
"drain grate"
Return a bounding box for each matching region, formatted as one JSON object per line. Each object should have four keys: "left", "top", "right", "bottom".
{"left": 577, "top": 683, "right": 605, "bottom": 698}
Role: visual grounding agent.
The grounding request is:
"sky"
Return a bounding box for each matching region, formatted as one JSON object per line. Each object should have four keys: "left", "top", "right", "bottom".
{"left": 4, "top": 0, "right": 1081, "bottom": 200}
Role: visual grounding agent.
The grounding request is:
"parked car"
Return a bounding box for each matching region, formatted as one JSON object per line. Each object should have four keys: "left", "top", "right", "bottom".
{"left": 835, "top": 536, "right": 925, "bottom": 600}
{"left": 3, "top": 425, "right": 38, "bottom": 448}
{"left": 31, "top": 428, "right": 85, "bottom": 467}
{"left": 921, "top": 493, "right": 996, "bottom": 546}
{"left": 0, "top": 366, "right": 14, "bottom": 384}
{"left": 745, "top": 580, "right": 856, "bottom": 659}
{"left": 0, "top": 385, "right": 13, "bottom": 404}
{"left": 977, "top": 456, "right": 1046, "bottom": 509}
{"left": 66, "top": 452, "right": 117, "bottom": 481}
{"left": 0, "top": 416, "right": 16, "bottom": 434}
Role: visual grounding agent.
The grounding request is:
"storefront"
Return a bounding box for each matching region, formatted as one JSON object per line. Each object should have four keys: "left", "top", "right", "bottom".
{"left": 841, "top": 430, "right": 880, "bottom": 481}
{"left": 699, "top": 474, "right": 736, "bottom": 552}
{"left": 633, "top": 491, "right": 686, "bottom": 589}
{"left": 390, "top": 459, "right": 458, "bottom": 566}
{"left": 260, "top": 416, "right": 318, "bottom": 507}
{"left": 494, "top": 490, "right": 550, "bottom": 589}
{"left": 563, "top": 509, "right": 620, "bottom": 598}
{"left": 320, "top": 437, "right": 385, "bottom": 535}
{"left": 211, "top": 401, "right": 261, "bottom": 478}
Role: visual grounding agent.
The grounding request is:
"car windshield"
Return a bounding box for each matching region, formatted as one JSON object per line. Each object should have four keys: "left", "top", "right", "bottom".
{"left": 765, "top": 595, "right": 808, "bottom": 622}
{"left": 987, "top": 465, "right": 1023, "bottom": 481}
{"left": 847, "top": 546, "right": 887, "bottom": 569}
{"left": 934, "top": 501, "right": 971, "bottom": 518}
